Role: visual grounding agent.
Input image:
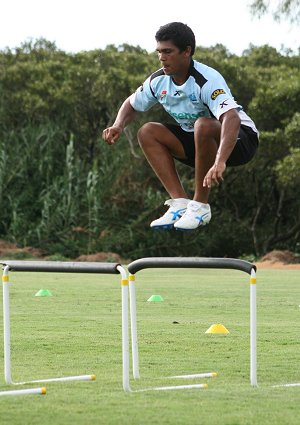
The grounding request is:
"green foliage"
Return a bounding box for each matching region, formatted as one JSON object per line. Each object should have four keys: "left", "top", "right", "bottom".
{"left": 249, "top": 0, "right": 300, "bottom": 24}
{"left": 275, "top": 147, "right": 300, "bottom": 187}
{"left": 249, "top": 66, "right": 300, "bottom": 130}
{"left": 0, "top": 41, "right": 299, "bottom": 258}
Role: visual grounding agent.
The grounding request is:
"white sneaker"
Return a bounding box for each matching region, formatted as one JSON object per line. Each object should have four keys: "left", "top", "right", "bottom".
{"left": 150, "top": 198, "right": 190, "bottom": 229}
{"left": 174, "top": 200, "right": 211, "bottom": 231}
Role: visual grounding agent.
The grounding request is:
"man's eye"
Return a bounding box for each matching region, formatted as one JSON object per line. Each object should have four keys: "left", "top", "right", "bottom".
{"left": 157, "top": 50, "right": 173, "bottom": 55}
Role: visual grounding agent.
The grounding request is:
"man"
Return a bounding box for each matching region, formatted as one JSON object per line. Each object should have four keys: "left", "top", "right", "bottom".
{"left": 102, "top": 22, "right": 259, "bottom": 231}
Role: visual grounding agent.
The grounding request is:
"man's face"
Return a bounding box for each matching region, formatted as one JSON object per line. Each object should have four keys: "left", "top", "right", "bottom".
{"left": 156, "top": 40, "right": 191, "bottom": 81}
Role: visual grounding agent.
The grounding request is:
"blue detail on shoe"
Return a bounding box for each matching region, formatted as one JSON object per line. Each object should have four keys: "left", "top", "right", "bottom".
{"left": 196, "top": 212, "right": 210, "bottom": 224}
{"left": 170, "top": 208, "right": 187, "bottom": 220}
{"left": 150, "top": 207, "right": 187, "bottom": 230}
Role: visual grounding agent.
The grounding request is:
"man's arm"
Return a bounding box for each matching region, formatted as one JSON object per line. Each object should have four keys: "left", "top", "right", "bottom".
{"left": 203, "top": 108, "right": 241, "bottom": 188}
{"left": 102, "top": 97, "right": 137, "bottom": 145}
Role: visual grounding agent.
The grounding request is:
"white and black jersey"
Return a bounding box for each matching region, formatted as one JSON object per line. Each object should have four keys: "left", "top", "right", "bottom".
{"left": 130, "top": 59, "right": 258, "bottom": 135}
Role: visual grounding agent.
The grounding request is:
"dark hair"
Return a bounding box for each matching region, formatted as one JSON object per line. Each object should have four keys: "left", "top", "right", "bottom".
{"left": 155, "top": 22, "right": 195, "bottom": 56}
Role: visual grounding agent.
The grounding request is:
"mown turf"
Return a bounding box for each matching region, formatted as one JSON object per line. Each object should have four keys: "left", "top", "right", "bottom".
{"left": 0, "top": 267, "right": 299, "bottom": 425}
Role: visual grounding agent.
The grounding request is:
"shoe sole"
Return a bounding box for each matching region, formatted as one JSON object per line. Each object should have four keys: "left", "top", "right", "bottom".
{"left": 150, "top": 224, "right": 174, "bottom": 230}
{"left": 175, "top": 221, "right": 210, "bottom": 231}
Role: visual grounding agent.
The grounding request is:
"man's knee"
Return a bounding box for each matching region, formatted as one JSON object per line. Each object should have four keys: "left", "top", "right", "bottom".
{"left": 137, "top": 122, "right": 162, "bottom": 148}
{"left": 194, "top": 117, "right": 221, "bottom": 138}
{"left": 138, "top": 122, "right": 155, "bottom": 141}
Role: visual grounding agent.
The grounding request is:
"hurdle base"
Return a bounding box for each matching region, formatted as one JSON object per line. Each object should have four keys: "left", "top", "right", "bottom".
{"left": 0, "top": 387, "right": 46, "bottom": 396}
{"left": 273, "top": 382, "right": 300, "bottom": 388}
{"left": 168, "top": 372, "right": 218, "bottom": 379}
{"left": 128, "top": 371, "right": 217, "bottom": 392}
{"left": 136, "top": 383, "right": 208, "bottom": 392}
{"left": 11, "top": 374, "right": 96, "bottom": 385}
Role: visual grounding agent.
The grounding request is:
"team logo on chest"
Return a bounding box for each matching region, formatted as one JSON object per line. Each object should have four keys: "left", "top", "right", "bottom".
{"left": 189, "top": 93, "right": 197, "bottom": 102}
{"left": 160, "top": 90, "right": 167, "bottom": 100}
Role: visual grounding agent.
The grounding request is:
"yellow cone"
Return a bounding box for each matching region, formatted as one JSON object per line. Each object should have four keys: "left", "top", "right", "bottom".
{"left": 205, "top": 324, "right": 230, "bottom": 334}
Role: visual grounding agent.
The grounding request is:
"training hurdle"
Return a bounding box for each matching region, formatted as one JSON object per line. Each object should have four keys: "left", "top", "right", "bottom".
{"left": 126, "top": 257, "right": 257, "bottom": 392}
{"left": 0, "top": 260, "right": 129, "bottom": 393}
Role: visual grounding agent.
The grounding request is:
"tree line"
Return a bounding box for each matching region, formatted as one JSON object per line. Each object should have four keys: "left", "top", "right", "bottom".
{"left": 0, "top": 40, "right": 299, "bottom": 261}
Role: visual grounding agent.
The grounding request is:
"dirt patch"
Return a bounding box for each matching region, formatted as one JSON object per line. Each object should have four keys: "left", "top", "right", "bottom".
{"left": 0, "top": 240, "right": 43, "bottom": 259}
{"left": 255, "top": 250, "right": 300, "bottom": 270}
{"left": 260, "top": 250, "right": 297, "bottom": 264}
{"left": 255, "top": 261, "right": 300, "bottom": 270}
{"left": 0, "top": 240, "right": 124, "bottom": 263}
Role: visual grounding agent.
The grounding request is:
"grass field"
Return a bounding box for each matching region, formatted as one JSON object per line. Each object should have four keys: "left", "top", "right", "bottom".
{"left": 0, "top": 266, "right": 299, "bottom": 425}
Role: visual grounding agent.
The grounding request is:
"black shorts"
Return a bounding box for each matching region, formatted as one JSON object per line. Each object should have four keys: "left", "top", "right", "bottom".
{"left": 164, "top": 123, "right": 259, "bottom": 168}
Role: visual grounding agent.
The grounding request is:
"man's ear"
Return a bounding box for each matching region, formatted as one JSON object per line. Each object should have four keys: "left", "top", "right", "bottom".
{"left": 184, "top": 46, "right": 192, "bottom": 57}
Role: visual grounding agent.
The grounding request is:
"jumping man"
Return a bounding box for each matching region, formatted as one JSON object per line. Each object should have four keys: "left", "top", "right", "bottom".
{"left": 102, "top": 22, "right": 259, "bottom": 231}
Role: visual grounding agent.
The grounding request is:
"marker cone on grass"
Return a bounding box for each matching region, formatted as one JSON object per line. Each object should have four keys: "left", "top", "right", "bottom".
{"left": 35, "top": 289, "right": 53, "bottom": 297}
{"left": 147, "top": 295, "right": 164, "bottom": 302}
{"left": 205, "top": 324, "right": 229, "bottom": 334}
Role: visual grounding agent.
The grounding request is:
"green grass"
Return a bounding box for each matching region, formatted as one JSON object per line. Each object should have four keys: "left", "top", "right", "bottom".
{"left": 0, "top": 268, "right": 299, "bottom": 425}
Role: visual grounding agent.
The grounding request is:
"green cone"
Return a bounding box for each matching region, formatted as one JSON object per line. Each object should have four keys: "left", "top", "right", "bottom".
{"left": 35, "top": 289, "right": 53, "bottom": 297}
{"left": 147, "top": 294, "right": 164, "bottom": 302}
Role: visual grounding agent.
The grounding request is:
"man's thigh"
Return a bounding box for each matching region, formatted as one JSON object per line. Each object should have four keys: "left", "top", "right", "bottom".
{"left": 141, "top": 122, "right": 187, "bottom": 160}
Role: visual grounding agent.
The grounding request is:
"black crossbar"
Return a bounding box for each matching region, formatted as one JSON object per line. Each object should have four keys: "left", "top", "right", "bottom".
{"left": 0, "top": 260, "right": 120, "bottom": 274}
{"left": 128, "top": 257, "right": 256, "bottom": 275}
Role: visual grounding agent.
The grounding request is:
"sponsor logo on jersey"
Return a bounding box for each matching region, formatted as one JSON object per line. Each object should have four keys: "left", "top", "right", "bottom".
{"left": 174, "top": 90, "right": 181, "bottom": 96}
{"left": 160, "top": 90, "right": 167, "bottom": 100}
{"left": 139, "top": 85, "right": 144, "bottom": 92}
{"left": 211, "top": 88, "right": 225, "bottom": 100}
{"left": 168, "top": 110, "right": 202, "bottom": 120}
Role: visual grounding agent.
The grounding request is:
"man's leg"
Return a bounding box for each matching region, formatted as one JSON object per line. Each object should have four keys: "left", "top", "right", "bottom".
{"left": 138, "top": 122, "right": 190, "bottom": 229}
{"left": 137, "top": 122, "right": 188, "bottom": 199}
{"left": 193, "top": 117, "right": 221, "bottom": 203}
{"left": 174, "top": 118, "right": 221, "bottom": 231}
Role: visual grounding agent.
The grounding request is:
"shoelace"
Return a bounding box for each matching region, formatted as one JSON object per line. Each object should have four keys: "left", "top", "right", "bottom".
{"left": 185, "top": 203, "right": 201, "bottom": 214}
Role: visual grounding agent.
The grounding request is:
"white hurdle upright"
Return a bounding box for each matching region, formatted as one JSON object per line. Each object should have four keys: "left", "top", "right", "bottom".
{"left": 0, "top": 260, "right": 128, "bottom": 391}
{"left": 126, "top": 257, "right": 257, "bottom": 392}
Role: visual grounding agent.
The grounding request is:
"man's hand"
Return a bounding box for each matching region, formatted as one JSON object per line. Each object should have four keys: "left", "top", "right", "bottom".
{"left": 203, "top": 161, "right": 226, "bottom": 188}
{"left": 102, "top": 126, "right": 122, "bottom": 145}
{"left": 102, "top": 97, "right": 137, "bottom": 145}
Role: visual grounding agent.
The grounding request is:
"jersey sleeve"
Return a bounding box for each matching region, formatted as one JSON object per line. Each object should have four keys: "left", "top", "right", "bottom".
{"left": 200, "top": 72, "right": 241, "bottom": 120}
{"left": 129, "top": 76, "right": 158, "bottom": 112}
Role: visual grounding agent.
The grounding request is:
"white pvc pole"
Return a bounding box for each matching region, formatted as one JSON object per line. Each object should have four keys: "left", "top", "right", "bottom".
{"left": 20, "top": 374, "right": 96, "bottom": 384}
{"left": 2, "top": 265, "right": 12, "bottom": 384}
{"left": 250, "top": 268, "right": 257, "bottom": 386}
{"left": 139, "top": 383, "right": 208, "bottom": 392}
{"left": 0, "top": 387, "right": 46, "bottom": 397}
{"left": 117, "top": 266, "right": 131, "bottom": 393}
{"left": 129, "top": 275, "right": 140, "bottom": 379}
{"left": 273, "top": 383, "right": 300, "bottom": 387}
{"left": 169, "top": 372, "right": 217, "bottom": 379}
